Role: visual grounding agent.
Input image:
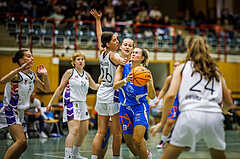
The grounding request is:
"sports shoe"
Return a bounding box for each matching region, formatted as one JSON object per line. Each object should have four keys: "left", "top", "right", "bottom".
{"left": 147, "top": 148, "right": 152, "bottom": 159}
{"left": 72, "top": 153, "right": 88, "bottom": 159}
{"left": 156, "top": 140, "right": 165, "bottom": 149}
{"left": 7, "top": 132, "right": 12, "bottom": 140}
{"left": 40, "top": 131, "right": 48, "bottom": 138}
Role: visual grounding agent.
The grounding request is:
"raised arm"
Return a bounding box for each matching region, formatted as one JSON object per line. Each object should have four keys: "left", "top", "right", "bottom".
{"left": 35, "top": 65, "right": 50, "bottom": 93}
{"left": 90, "top": 9, "right": 105, "bottom": 54}
{"left": 0, "top": 60, "right": 32, "bottom": 84}
{"left": 86, "top": 72, "right": 100, "bottom": 90}
{"left": 46, "top": 69, "right": 72, "bottom": 113}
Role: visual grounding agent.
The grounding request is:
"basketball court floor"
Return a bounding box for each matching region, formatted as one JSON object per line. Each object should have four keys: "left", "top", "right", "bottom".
{"left": 0, "top": 129, "right": 240, "bottom": 159}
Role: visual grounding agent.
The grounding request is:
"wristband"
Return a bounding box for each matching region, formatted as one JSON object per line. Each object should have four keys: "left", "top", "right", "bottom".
{"left": 123, "top": 78, "right": 127, "bottom": 83}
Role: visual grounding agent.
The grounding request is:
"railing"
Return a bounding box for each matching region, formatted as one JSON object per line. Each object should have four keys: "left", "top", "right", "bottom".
{"left": 0, "top": 13, "right": 239, "bottom": 61}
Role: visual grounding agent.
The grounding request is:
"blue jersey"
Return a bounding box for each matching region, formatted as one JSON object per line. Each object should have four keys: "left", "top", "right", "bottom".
{"left": 118, "top": 63, "right": 148, "bottom": 106}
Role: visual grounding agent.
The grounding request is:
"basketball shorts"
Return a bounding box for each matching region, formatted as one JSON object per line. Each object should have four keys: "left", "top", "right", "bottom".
{"left": 168, "top": 98, "right": 180, "bottom": 119}
{"left": 0, "top": 106, "right": 27, "bottom": 132}
{"left": 95, "top": 102, "right": 120, "bottom": 116}
{"left": 63, "top": 101, "right": 90, "bottom": 122}
{"left": 170, "top": 110, "right": 225, "bottom": 152}
{"left": 119, "top": 102, "right": 149, "bottom": 134}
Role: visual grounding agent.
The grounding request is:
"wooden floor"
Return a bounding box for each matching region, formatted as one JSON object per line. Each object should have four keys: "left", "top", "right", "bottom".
{"left": 0, "top": 129, "right": 240, "bottom": 159}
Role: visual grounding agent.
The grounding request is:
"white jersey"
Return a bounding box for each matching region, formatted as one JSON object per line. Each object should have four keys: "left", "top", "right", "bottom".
{"left": 179, "top": 61, "right": 222, "bottom": 113}
{"left": 97, "top": 51, "right": 117, "bottom": 103}
{"left": 63, "top": 68, "right": 89, "bottom": 104}
{"left": 3, "top": 70, "right": 35, "bottom": 110}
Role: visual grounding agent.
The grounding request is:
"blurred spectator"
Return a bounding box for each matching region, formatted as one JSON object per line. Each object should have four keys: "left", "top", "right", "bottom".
{"left": 175, "top": 30, "right": 185, "bottom": 53}
{"left": 0, "top": 0, "right": 7, "bottom": 12}
{"left": 194, "top": 10, "right": 205, "bottom": 27}
{"left": 129, "top": 0, "right": 140, "bottom": 17}
{"left": 24, "top": 92, "right": 48, "bottom": 138}
{"left": 137, "top": 5, "right": 148, "bottom": 22}
{"left": 42, "top": 0, "right": 55, "bottom": 17}
{"left": 48, "top": 0, "right": 66, "bottom": 26}
{"left": 149, "top": 5, "right": 162, "bottom": 20}
{"left": 103, "top": 12, "right": 115, "bottom": 32}
{"left": 161, "top": 15, "right": 171, "bottom": 35}
{"left": 65, "top": 0, "right": 76, "bottom": 19}
{"left": 20, "top": 0, "right": 32, "bottom": 16}
{"left": 104, "top": 0, "right": 114, "bottom": 15}
{"left": 75, "top": 1, "right": 89, "bottom": 20}
{"left": 152, "top": 15, "right": 162, "bottom": 24}
{"left": 139, "top": 0, "right": 149, "bottom": 10}
{"left": 7, "top": 0, "right": 20, "bottom": 13}
{"left": 182, "top": 9, "right": 195, "bottom": 26}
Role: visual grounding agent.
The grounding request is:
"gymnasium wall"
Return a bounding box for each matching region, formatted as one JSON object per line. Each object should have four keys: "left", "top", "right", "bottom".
{"left": 0, "top": 56, "right": 239, "bottom": 107}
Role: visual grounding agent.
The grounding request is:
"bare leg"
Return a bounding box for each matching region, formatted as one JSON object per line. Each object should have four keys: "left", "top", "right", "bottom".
{"left": 65, "top": 120, "right": 80, "bottom": 148}
{"left": 123, "top": 134, "right": 139, "bottom": 156}
{"left": 162, "top": 118, "right": 176, "bottom": 137}
{"left": 92, "top": 115, "right": 109, "bottom": 156}
{"left": 4, "top": 124, "right": 27, "bottom": 159}
{"left": 209, "top": 148, "right": 226, "bottom": 159}
{"left": 111, "top": 113, "right": 122, "bottom": 156}
{"left": 98, "top": 121, "right": 113, "bottom": 159}
{"left": 133, "top": 125, "right": 147, "bottom": 159}
{"left": 160, "top": 143, "right": 185, "bottom": 159}
{"left": 74, "top": 119, "right": 89, "bottom": 147}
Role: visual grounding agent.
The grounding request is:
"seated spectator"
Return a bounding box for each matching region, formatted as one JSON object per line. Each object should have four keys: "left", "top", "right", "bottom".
{"left": 149, "top": 5, "right": 162, "bottom": 20}
{"left": 24, "top": 92, "right": 48, "bottom": 138}
{"left": 20, "top": 0, "right": 32, "bottom": 16}
{"left": 137, "top": 5, "right": 148, "bottom": 22}
{"left": 103, "top": 12, "right": 115, "bottom": 32}
{"left": 175, "top": 30, "right": 185, "bottom": 53}
{"left": 149, "top": 87, "right": 163, "bottom": 118}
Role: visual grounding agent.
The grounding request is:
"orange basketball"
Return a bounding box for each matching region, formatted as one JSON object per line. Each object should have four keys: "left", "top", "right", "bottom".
{"left": 130, "top": 66, "right": 151, "bottom": 86}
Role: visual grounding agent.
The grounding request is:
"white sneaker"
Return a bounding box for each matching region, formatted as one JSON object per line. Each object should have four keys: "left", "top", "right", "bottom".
{"left": 147, "top": 149, "right": 152, "bottom": 159}
{"left": 40, "top": 132, "right": 48, "bottom": 138}
{"left": 25, "top": 133, "right": 29, "bottom": 139}
{"left": 7, "top": 132, "right": 12, "bottom": 140}
{"left": 72, "top": 153, "right": 88, "bottom": 159}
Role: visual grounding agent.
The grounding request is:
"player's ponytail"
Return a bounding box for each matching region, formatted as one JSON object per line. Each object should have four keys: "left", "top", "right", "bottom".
{"left": 12, "top": 49, "right": 28, "bottom": 66}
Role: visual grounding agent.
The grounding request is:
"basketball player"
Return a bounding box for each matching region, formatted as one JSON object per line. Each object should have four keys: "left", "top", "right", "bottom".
{"left": 150, "top": 61, "right": 180, "bottom": 149}
{"left": 160, "top": 36, "right": 233, "bottom": 158}
{"left": 0, "top": 49, "right": 50, "bottom": 159}
{"left": 46, "top": 52, "right": 99, "bottom": 159}
{"left": 90, "top": 9, "right": 128, "bottom": 159}
{"left": 113, "top": 47, "right": 155, "bottom": 159}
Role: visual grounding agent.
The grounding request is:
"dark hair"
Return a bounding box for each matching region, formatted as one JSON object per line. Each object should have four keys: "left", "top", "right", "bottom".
{"left": 12, "top": 49, "right": 28, "bottom": 66}
{"left": 101, "top": 32, "right": 114, "bottom": 48}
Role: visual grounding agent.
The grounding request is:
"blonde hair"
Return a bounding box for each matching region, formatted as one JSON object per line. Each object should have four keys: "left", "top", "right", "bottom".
{"left": 134, "top": 47, "right": 149, "bottom": 66}
{"left": 71, "top": 51, "right": 86, "bottom": 67}
{"left": 185, "top": 36, "right": 221, "bottom": 82}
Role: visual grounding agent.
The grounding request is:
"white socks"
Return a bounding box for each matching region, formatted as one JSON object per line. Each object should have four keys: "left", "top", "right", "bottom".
{"left": 161, "top": 135, "right": 168, "bottom": 142}
{"left": 113, "top": 156, "right": 120, "bottom": 159}
{"left": 72, "top": 145, "right": 80, "bottom": 156}
{"left": 91, "top": 155, "right": 98, "bottom": 159}
{"left": 65, "top": 147, "right": 72, "bottom": 158}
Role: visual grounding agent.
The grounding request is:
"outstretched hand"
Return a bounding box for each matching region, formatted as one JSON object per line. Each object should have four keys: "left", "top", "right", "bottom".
{"left": 20, "top": 60, "right": 33, "bottom": 71}
{"left": 90, "top": 9, "right": 102, "bottom": 20}
{"left": 46, "top": 105, "right": 52, "bottom": 113}
{"left": 150, "top": 122, "right": 165, "bottom": 137}
{"left": 37, "top": 65, "right": 48, "bottom": 75}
